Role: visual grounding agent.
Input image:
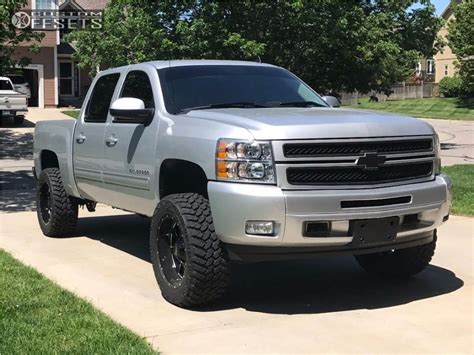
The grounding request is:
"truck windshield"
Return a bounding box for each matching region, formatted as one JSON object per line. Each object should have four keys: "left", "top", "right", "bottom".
{"left": 0, "top": 79, "right": 14, "bottom": 91}
{"left": 158, "top": 65, "right": 328, "bottom": 114}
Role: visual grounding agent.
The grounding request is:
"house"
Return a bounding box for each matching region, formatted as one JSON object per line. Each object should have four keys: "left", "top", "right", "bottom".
{"left": 11, "top": 0, "right": 108, "bottom": 108}
{"left": 433, "top": 1, "right": 460, "bottom": 83}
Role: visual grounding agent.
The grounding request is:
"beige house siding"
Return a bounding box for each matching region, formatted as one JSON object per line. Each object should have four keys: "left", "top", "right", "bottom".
{"left": 433, "top": 4, "right": 459, "bottom": 83}
{"left": 434, "top": 27, "right": 458, "bottom": 82}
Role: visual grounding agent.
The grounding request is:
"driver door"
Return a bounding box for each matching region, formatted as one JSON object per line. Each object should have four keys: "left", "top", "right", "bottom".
{"left": 101, "top": 67, "right": 159, "bottom": 214}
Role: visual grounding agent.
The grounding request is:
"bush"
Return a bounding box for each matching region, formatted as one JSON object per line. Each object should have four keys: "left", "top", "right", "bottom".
{"left": 439, "top": 76, "right": 464, "bottom": 97}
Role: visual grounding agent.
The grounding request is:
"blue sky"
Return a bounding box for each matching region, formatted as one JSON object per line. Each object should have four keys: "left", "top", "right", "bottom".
{"left": 411, "top": 0, "right": 450, "bottom": 15}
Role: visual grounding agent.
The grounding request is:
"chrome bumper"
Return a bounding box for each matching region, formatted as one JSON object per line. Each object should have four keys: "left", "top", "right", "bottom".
{"left": 208, "top": 174, "right": 452, "bottom": 248}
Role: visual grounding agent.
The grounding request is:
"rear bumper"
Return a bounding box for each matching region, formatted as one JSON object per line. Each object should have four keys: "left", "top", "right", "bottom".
{"left": 208, "top": 174, "right": 452, "bottom": 256}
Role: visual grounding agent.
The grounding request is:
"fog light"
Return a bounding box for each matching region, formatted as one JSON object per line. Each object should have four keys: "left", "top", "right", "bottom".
{"left": 245, "top": 221, "right": 274, "bottom": 236}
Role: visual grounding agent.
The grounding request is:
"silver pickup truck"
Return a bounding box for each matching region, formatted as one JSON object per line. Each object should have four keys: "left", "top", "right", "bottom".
{"left": 34, "top": 60, "right": 452, "bottom": 307}
{"left": 0, "top": 76, "right": 28, "bottom": 125}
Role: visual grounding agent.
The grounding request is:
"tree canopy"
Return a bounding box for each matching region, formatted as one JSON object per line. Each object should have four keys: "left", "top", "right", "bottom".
{"left": 447, "top": 0, "right": 474, "bottom": 95}
{"left": 68, "top": 0, "right": 443, "bottom": 93}
{"left": 0, "top": 0, "right": 44, "bottom": 75}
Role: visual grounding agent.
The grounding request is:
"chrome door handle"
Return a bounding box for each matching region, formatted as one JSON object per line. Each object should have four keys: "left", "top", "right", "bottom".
{"left": 76, "top": 134, "right": 86, "bottom": 144}
{"left": 105, "top": 136, "right": 118, "bottom": 147}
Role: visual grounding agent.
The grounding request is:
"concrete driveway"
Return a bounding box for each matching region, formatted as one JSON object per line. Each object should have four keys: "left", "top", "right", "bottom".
{"left": 1, "top": 109, "right": 473, "bottom": 353}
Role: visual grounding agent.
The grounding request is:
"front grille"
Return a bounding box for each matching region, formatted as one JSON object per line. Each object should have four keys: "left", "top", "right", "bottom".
{"left": 286, "top": 162, "right": 433, "bottom": 185}
{"left": 283, "top": 139, "right": 432, "bottom": 157}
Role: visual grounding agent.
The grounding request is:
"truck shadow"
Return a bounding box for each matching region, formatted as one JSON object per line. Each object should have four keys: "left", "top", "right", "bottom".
{"left": 0, "top": 129, "right": 34, "bottom": 160}
{"left": 0, "top": 170, "right": 36, "bottom": 213}
{"left": 75, "top": 213, "right": 464, "bottom": 315}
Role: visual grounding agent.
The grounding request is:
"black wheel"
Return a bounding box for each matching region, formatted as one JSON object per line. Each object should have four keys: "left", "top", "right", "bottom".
{"left": 150, "top": 193, "right": 230, "bottom": 307}
{"left": 355, "top": 231, "right": 437, "bottom": 277}
{"left": 36, "top": 168, "right": 78, "bottom": 237}
{"left": 14, "top": 115, "right": 24, "bottom": 126}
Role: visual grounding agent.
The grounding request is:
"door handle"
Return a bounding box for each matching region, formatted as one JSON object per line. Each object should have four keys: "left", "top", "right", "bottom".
{"left": 76, "top": 134, "right": 86, "bottom": 144}
{"left": 105, "top": 135, "right": 118, "bottom": 147}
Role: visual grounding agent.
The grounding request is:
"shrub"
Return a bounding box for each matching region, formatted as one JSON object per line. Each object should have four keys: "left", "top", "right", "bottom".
{"left": 439, "top": 76, "right": 464, "bottom": 97}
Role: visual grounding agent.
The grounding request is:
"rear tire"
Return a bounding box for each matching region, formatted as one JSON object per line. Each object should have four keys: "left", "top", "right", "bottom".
{"left": 36, "top": 168, "right": 78, "bottom": 237}
{"left": 355, "top": 231, "right": 437, "bottom": 277}
{"left": 150, "top": 193, "right": 230, "bottom": 307}
{"left": 14, "top": 115, "right": 24, "bottom": 126}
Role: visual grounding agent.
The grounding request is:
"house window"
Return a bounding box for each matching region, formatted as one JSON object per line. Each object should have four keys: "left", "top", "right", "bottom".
{"left": 35, "top": 0, "right": 54, "bottom": 9}
{"left": 427, "top": 60, "right": 434, "bottom": 74}
{"left": 444, "top": 65, "right": 449, "bottom": 76}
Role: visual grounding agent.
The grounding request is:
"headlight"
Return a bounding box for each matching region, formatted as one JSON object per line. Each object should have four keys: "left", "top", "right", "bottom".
{"left": 434, "top": 133, "right": 441, "bottom": 174}
{"left": 216, "top": 139, "right": 275, "bottom": 183}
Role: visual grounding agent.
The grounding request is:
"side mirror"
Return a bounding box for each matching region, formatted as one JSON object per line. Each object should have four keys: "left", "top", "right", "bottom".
{"left": 322, "top": 96, "right": 341, "bottom": 108}
{"left": 109, "top": 97, "right": 154, "bottom": 125}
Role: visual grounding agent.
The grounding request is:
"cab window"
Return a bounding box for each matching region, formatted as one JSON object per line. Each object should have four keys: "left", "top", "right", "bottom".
{"left": 120, "top": 71, "right": 155, "bottom": 108}
{"left": 85, "top": 73, "right": 120, "bottom": 122}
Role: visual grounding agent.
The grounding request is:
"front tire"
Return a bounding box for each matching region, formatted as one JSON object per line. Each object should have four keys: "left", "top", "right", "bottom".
{"left": 355, "top": 232, "right": 437, "bottom": 277}
{"left": 150, "top": 193, "right": 230, "bottom": 307}
{"left": 36, "top": 168, "right": 78, "bottom": 237}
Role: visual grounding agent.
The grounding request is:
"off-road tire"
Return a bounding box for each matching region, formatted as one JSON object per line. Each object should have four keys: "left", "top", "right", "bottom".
{"left": 355, "top": 231, "right": 437, "bottom": 277}
{"left": 150, "top": 193, "right": 230, "bottom": 307}
{"left": 14, "top": 115, "right": 24, "bottom": 126}
{"left": 36, "top": 168, "right": 78, "bottom": 237}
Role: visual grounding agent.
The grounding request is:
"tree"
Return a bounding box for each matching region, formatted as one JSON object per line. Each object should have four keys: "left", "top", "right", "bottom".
{"left": 0, "top": 0, "right": 44, "bottom": 74}
{"left": 68, "top": 0, "right": 442, "bottom": 93}
{"left": 447, "top": 0, "right": 474, "bottom": 95}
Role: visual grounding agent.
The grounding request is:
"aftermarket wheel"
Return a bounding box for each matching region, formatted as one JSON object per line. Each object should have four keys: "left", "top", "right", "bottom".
{"left": 355, "top": 231, "right": 437, "bottom": 277}
{"left": 150, "top": 193, "right": 230, "bottom": 307}
{"left": 36, "top": 168, "right": 78, "bottom": 237}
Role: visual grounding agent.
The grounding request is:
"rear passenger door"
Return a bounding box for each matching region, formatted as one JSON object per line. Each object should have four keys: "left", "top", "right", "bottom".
{"left": 101, "top": 67, "right": 159, "bottom": 214}
{"left": 73, "top": 72, "right": 121, "bottom": 200}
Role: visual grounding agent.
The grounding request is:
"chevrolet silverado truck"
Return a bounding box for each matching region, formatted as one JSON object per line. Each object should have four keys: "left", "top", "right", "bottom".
{"left": 33, "top": 60, "right": 452, "bottom": 307}
{"left": 0, "top": 76, "right": 28, "bottom": 125}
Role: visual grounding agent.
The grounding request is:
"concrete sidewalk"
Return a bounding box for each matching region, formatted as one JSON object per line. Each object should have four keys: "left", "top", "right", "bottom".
{"left": 0, "top": 207, "right": 472, "bottom": 354}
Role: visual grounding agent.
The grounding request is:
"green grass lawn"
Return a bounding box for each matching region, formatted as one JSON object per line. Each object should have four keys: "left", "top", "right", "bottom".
{"left": 442, "top": 164, "right": 474, "bottom": 216}
{"left": 350, "top": 97, "right": 473, "bottom": 121}
{"left": 0, "top": 250, "right": 157, "bottom": 354}
{"left": 62, "top": 110, "right": 80, "bottom": 119}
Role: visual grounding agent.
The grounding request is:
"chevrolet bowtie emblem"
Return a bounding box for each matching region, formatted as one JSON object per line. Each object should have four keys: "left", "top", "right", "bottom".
{"left": 356, "top": 152, "right": 386, "bottom": 170}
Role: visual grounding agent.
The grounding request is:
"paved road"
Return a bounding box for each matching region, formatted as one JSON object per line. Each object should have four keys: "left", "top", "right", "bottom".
{"left": 1, "top": 109, "right": 473, "bottom": 353}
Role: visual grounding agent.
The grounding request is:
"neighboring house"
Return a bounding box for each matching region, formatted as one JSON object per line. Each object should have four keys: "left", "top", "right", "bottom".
{"left": 11, "top": 0, "right": 108, "bottom": 108}
{"left": 433, "top": 2, "right": 460, "bottom": 83}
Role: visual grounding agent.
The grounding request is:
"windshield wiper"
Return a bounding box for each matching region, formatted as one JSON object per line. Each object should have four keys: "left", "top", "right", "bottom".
{"left": 274, "top": 101, "right": 326, "bottom": 108}
{"left": 178, "top": 102, "right": 268, "bottom": 114}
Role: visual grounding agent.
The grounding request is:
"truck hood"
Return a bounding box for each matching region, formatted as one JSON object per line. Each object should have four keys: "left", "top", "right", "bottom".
{"left": 186, "top": 107, "right": 435, "bottom": 140}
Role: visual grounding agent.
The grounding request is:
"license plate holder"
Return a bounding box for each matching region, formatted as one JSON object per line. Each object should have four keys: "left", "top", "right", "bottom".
{"left": 350, "top": 217, "right": 399, "bottom": 247}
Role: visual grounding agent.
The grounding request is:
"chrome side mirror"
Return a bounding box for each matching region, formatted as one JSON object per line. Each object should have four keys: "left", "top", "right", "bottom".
{"left": 322, "top": 96, "right": 341, "bottom": 108}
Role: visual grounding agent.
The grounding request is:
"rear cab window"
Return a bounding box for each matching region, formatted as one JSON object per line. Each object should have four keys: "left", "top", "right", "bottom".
{"left": 85, "top": 73, "right": 120, "bottom": 123}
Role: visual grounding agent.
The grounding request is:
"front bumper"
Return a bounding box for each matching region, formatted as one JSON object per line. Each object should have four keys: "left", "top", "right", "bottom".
{"left": 208, "top": 174, "right": 452, "bottom": 257}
